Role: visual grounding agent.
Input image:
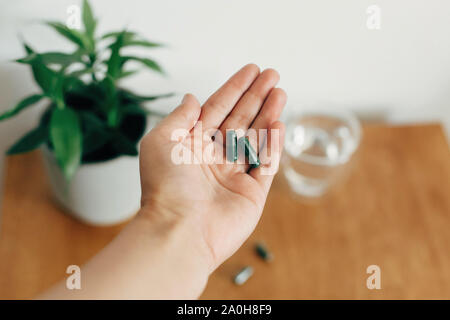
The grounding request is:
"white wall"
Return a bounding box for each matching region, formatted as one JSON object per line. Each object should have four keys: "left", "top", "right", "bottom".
{"left": 1, "top": 0, "right": 450, "bottom": 202}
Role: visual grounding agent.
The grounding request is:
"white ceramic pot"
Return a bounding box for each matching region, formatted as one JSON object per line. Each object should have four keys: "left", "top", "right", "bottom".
{"left": 41, "top": 147, "right": 141, "bottom": 226}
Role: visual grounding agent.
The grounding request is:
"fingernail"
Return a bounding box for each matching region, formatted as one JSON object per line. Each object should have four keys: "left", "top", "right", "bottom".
{"left": 182, "top": 94, "right": 189, "bottom": 103}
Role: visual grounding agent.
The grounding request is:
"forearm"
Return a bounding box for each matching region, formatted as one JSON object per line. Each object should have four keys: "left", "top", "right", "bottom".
{"left": 38, "top": 208, "right": 211, "bottom": 299}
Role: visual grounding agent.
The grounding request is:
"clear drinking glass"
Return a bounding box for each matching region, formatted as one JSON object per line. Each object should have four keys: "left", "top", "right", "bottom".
{"left": 282, "top": 109, "right": 361, "bottom": 197}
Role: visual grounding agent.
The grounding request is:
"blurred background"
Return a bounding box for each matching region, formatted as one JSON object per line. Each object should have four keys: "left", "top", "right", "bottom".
{"left": 1, "top": 0, "right": 450, "bottom": 299}
{"left": 1, "top": 0, "right": 450, "bottom": 206}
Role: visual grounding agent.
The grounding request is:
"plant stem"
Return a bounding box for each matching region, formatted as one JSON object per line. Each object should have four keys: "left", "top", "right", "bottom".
{"left": 88, "top": 53, "right": 98, "bottom": 82}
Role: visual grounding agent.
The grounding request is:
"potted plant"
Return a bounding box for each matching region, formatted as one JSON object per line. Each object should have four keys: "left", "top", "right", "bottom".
{"left": 0, "top": 0, "right": 171, "bottom": 225}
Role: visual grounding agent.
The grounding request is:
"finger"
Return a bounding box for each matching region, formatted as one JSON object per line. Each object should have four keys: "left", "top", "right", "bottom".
{"left": 249, "top": 87, "right": 287, "bottom": 149}
{"left": 199, "top": 64, "right": 260, "bottom": 130}
{"left": 249, "top": 121, "right": 285, "bottom": 195}
{"left": 250, "top": 88, "right": 287, "bottom": 133}
{"left": 218, "top": 69, "right": 279, "bottom": 138}
{"left": 156, "top": 93, "right": 201, "bottom": 137}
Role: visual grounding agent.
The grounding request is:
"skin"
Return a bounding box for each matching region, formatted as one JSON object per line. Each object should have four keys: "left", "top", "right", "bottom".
{"left": 39, "top": 64, "right": 287, "bottom": 299}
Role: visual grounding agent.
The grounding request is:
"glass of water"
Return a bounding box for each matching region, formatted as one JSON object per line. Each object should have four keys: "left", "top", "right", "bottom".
{"left": 282, "top": 109, "right": 361, "bottom": 197}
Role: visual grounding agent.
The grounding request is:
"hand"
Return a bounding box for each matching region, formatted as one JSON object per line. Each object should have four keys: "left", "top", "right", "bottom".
{"left": 139, "top": 64, "right": 287, "bottom": 272}
{"left": 39, "top": 64, "right": 287, "bottom": 299}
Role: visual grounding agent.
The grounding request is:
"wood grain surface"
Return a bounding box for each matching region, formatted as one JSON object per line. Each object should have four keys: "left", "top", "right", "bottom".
{"left": 0, "top": 124, "right": 449, "bottom": 299}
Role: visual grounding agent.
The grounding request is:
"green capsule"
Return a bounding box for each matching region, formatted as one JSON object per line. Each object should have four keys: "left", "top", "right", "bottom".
{"left": 255, "top": 242, "right": 273, "bottom": 262}
{"left": 238, "top": 137, "right": 260, "bottom": 168}
{"left": 226, "top": 130, "right": 238, "bottom": 162}
{"left": 233, "top": 266, "right": 253, "bottom": 285}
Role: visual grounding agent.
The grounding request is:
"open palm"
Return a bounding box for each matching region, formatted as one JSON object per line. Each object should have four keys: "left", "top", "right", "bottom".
{"left": 139, "top": 64, "right": 286, "bottom": 271}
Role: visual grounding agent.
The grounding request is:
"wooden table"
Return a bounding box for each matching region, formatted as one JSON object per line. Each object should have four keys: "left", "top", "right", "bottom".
{"left": 0, "top": 124, "right": 449, "bottom": 299}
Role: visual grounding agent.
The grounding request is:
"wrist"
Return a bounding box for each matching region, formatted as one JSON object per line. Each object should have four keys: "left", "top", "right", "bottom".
{"left": 132, "top": 203, "right": 213, "bottom": 297}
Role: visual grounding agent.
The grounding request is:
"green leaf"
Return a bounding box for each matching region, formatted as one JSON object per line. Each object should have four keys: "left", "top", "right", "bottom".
{"left": 121, "top": 56, "right": 164, "bottom": 74}
{"left": 40, "top": 51, "right": 83, "bottom": 66}
{"left": 17, "top": 53, "right": 72, "bottom": 102}
{"left": 16, "top": 51, "right": 83, "bottom": 67}
{"left": 101, "top": 76, "right": 120, "bottom": 126}
{"left": 107, "top": 32, "right": 125, "bottom": 79}
{"left": 7, "top": 125, "right": 48, "bottom": 155}
{"left": 101, "top": 31, "right": 136, "bottom": 40}
{"left": 118, "top": 69, "right": 139, "bottom": 79}
{"left": 120, "top": 90, "right": 173, "bottom": 102}
{"left": 101, "top": 75, "right": 116, "bottom": 100}
{"left": 0, "top": 94, "right": 44, "bottom": 121}
{"left": 33, "top": 61, "right": 57, "bottom": 93}
{"left": 68, "top": 67, "right": 96, "bottom": 78}
{"left": 15, "top": 52, "right": 38, "bottom": 64}
{"left": 23, "top": 42, "right": 34, "bottom": 54}
{"left": 46, "top": 21, "right": 89, "bottom": 51}
{"left": 50, "top": 108, "right": 82, "bottom": 180}
{"left": 18, "top": 53, "right": 61, "bottom": 94}
{"left": 52, "top": 71, "right": 66, "bottom": 108}
{"left": 82, "top": 0, "right": 97, "bottom": 38}
{"left": 103, "top": 31, "right": 163, "bottom": 49}
{"left": 107, "top": 101, "right": 120, "bottom": 127}
{"left": 15, "top": 51, "right": 63, "bottom": 95}
{"left": 121, "top": 39, "right": 163, "bottom": 48}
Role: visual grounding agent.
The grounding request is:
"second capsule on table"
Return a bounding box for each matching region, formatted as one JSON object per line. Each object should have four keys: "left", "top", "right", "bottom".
{"left": 255, "top": 242, "right": 274, "bottom": 262}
